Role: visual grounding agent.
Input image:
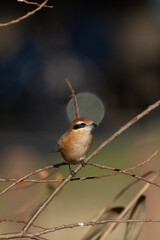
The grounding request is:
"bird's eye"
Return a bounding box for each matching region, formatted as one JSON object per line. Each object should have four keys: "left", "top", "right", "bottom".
{"left": 73, "top": 123, "right": 86, "bottom": 130}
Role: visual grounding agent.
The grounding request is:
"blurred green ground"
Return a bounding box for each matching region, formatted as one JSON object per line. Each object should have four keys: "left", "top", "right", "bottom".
{"left": 0, "top": 120, "right": 159, "bottom": 240}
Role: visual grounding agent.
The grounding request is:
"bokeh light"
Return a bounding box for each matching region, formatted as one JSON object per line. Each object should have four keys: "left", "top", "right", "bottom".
{"left": 66, "top": 92, "right": 105, "bottom": 125}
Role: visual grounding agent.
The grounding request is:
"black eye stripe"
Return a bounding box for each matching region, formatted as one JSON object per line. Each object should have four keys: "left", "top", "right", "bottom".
{"left": 80, "top": 123, "right": 86, "bottom": 127}
{"left": 73, "top": 123, "right": 86, "bottom": 130}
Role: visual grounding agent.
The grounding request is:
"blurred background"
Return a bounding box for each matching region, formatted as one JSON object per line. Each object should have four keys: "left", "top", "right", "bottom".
{"left": 0, "top": 0, "right": 160, "bottom": 239}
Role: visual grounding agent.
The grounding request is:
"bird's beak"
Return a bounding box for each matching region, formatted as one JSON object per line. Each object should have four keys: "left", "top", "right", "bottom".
{"left": 92, "top": 123, "right": 97, "bottom": 128}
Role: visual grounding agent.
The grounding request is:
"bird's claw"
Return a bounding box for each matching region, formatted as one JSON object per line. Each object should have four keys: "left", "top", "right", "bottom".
{"left": 70, "top": 169, "right": 76, "bottom": 177}
{"left": 80, "top": 160, "right": 86, "bottom": 167}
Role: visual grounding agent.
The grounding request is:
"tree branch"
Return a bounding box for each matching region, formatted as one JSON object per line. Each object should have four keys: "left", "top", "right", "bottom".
{"left": 0, "top": 165, "right": 53, "bottom": 196}
{"left": 0, "top": 0, "right": 50, "bottom": 27}
{"left": 0, "top": 150, "right": 158, "bottom": 187}
{"left": 99, "top": 172, "right": 158, "bottom": 239}
{"left": 18, "top": 0, "right": 53, "bottom": 8}
{"left": 21, "top": 100, "right": 160, "bottom": 234}
{"left": 65, "top": 78, "right": 80, "bottom": 118}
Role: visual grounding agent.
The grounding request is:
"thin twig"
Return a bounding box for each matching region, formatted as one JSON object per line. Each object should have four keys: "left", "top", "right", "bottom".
{"left": 0, "top": 165, "right": 53, "bottom": 196}
{"left": 84, "top": 100, "right": 160, "bottom": 165}
{"left": 32, "top": 236, "right": 49, "bottom": 240}
{"left": 24, "top": 219, "right": 160, "bottom": 237}
{"left": 1, "top": 219, "right": 160, "bottom": 239}
{"left": 12, "top": 168, "right": 58, "bottom": 192}
{"left": 0, "top": 218, "right": 47, "bottom": 230}
{"left": 0, "top": 150, "right": 158, "bottom": 186}
{"left": 99, "top": 172, "right": 159, "bottom": 239}
{"left": 105, "top": 171, "right": 154, "bottom": 211}
{"left": 10, "top": 180, "right": 47, "bottom": 218}
{"left": 22, "top": 168, "right": 82, "bottom": 233}
{"left": 21, "top": 100, "right": 160, "bottom": 234}
{"left": 0, "top": 0, "right": 49, "bottom": 27}
{"left": 0, "top": 100, "right": 159, "bottom": 238}
{"left": 65, "top": 78, "right": 80, "bottom": 118}
{"left": 88, "top": 150, "right": 160, "bottom": 188}
{"left": 18, "top": 0, "right": 53, "bottom": 8}
{"left": 83, "top": 170, "right": 155, "bottom": 240}
{"left": 0, "top": 174, "right": 159, "bottom": 240}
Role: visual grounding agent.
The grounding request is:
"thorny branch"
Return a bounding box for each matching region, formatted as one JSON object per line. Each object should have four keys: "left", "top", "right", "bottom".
{"left": 0, "top": 0, "right": 53, "bottom": 27}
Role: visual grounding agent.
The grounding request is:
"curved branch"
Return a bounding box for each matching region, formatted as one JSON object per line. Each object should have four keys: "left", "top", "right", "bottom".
{"left": 1, "top": 219, "right": 160, "bottom": 239}
{"left": 0, "top": 150, "right": 158, "bottom": 187}
{"left": 18, "top": 0, "right": 53, "bottom": 8}
{"left": 21, "top": 100, "right": 160, "bottom": 234}
{"left": 66, "top": 78, "right": 80, "bottom": 118}
{"left": 0, "top": 0, "right": 50, "bottom": 27}
{"left": 0, "top": 165, "right": 53, "bottom": 196}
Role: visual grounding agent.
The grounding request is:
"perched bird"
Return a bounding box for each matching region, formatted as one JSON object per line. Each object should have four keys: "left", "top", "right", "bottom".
{"left": 57, "top": 117, "right": 97, "bottom": 175}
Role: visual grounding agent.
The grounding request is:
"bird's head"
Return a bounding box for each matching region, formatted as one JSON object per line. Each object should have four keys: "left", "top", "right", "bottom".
{"left": 70, "top": 117, "right": 97, "bottom": 134}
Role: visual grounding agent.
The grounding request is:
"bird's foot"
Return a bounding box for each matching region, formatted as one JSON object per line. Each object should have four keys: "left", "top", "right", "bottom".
{"left": 70, "top": 169, "right": 76, "bottom": 177}
{"left": 79, "top": 159, "right": 86, "bottom": 167}
{"left": 69, "top": 164, "right": 76, "bottom": 177}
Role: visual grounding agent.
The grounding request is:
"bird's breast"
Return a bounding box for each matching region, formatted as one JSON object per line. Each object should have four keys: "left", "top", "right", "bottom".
{"left": 58, "top": 131, "right": 93, "bottom": 162}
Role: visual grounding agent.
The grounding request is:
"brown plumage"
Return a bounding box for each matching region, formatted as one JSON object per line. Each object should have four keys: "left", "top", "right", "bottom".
{"left": 58, "top": 117, "right": 97, "bottom": 171}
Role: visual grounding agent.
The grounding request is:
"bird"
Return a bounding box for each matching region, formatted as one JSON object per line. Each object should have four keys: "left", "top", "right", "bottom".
{"left": 57, "top": 117, "right": 97, "bottom": 176}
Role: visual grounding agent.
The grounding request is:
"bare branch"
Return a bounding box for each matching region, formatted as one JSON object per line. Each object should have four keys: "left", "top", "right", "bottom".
{"left": 1, "top": 219, "right": 160, "bottom": 239}
{"left": 18, "top": 0, "right": 53, "bottom": 8}
{"left": 65, "top": 78, "right": 80, "bottom": 118}
{"left": 88, "top": 150, "right": 160, "bottom": 188}
{"left": 84, "top": 100, "right": 160, "bottom": 164}
{"left": 0, "top": 150, "right": 158, "bottom": 186}
{"left": 26, "top": 219, "right": 160, "bottom": 237}
{"left": 0, "top": 165, "right": 53, "bottom": 196}
{"left": 0, "top": 96, "right": 159, "bottom": 238}
{"left": 0, "top": 0, "right": 50, "bottom": 27}
{"left": 32, "top": 236, "right": 49, "bottom": 240}
{"left": 0, "top": 218, "right": 47, "bottom": 230}
{"left": 99, "top": 172, "right": 158, "bottom": 239}
{"left": 21, "top": 100, "right": 160, "bottom": 234}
